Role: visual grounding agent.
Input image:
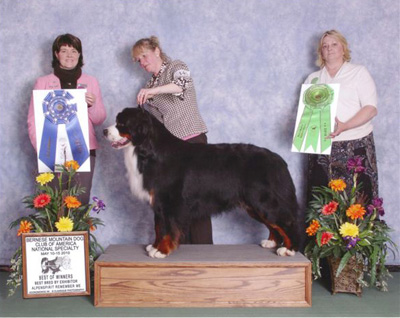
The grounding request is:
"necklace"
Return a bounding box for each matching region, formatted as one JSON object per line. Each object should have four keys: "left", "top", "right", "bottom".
{"left": 147, "top": 62, "right": 167, "bottom": 88}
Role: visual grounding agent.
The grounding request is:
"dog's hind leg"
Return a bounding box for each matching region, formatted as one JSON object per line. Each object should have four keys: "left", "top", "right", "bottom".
{"left": 243, "top": 205, "right": 296, "bottom": 256}
{"left": 266, "top": 221, "right": 296, "bottom": 256}
{"left": 243, "top": 205, "right": 279, "bottom": 249}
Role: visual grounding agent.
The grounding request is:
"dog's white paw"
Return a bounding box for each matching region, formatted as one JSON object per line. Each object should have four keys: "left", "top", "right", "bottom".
{"left": 146, "top": 244, "right": 155, "bottom": 252}
{"left": 276, "top": 247, "right": 296, "bottom": 257}
{"left": 148, "top": 247, "right": 157, "bottom": 258}
{"left": 286, "top": 249, "right": 296, "bottom": 256}
{"left": 148, "top": 247, "right": 167, "bottom": 259}
{"left": 261, "top": 239, "right": 277, "bottom": 249}
{"left": 276, "top": 247, "right": 288, "bottom": 256}
{"left": 153, "top": 251, "right": 167, "bottom": 259}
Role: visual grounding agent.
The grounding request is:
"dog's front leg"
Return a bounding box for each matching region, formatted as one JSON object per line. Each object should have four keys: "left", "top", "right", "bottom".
{"left": 147, "top": 214, "right": 181, "bottom": 258}
{"left": 146, "top": 214, "right": 163, "bottom": 257}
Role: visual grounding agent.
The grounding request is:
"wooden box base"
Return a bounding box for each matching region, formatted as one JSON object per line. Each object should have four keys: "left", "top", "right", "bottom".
{"left": 94, "top": 244, "right": 311, "bottom": 307}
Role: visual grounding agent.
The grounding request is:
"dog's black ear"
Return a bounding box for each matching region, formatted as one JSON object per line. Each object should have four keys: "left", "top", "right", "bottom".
{"left": 127, "top": 111, "right": 152, "bottom": 146}
{"left": 130, "top": 112, "right": 156, "bottom": 162}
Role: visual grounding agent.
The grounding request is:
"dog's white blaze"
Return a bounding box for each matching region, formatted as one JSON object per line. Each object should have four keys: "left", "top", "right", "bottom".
{"left": 105, "top": 125, "right": 122, "bottom": 142}
{"left": 124, "top": 145, "right": 151, "bottom": 203}
{"left": 104, "top": 124, "right": 151, "bottom": 203}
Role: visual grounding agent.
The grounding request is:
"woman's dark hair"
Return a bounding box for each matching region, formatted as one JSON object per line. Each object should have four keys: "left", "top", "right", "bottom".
{"left": 52, "top": 33, "right": 84, "bottom": 68}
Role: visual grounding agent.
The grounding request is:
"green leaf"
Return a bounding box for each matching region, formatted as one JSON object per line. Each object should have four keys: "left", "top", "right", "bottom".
{"left": 358, "top": 238, "right": 371, "bottom": 247}
{"left": 359, "top": 230, "right": 373, "bottom": 239}
{"left": 333, "top": 245, "right": 342, "bottom": 258}
{"left": 316, "top": 231, "right": 322, "bottom": 247}
{"left": 28, "top": 217, "right": 44, "bottom": 233}
{"left": 320, "top": 246, "right": 335, "bottom": 259}
{"left": 369, "top": 245, "right": 379, "bottom": 286}
{"left": 336, "top": 251, "right": 352, "bottom": 277}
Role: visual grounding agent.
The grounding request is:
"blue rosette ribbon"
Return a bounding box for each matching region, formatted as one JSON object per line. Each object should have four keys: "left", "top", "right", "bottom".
{"left": 39, "top": 90, "right": 89, "bottom": 171}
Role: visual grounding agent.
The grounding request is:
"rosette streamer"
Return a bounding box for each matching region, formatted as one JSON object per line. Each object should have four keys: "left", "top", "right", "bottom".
{"left": 293, "top": 84, "right": 333, "bottom": 153}
{"left": 39, "top": 90, "right": 89, "bottom": 171}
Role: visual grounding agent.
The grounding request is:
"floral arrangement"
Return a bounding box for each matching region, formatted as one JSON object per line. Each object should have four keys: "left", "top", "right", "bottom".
{"left": 304, "top": 156, "right": 396, "bottom": 291}
{"left": 7, "top": 160, "right": 106, "bottom": 296}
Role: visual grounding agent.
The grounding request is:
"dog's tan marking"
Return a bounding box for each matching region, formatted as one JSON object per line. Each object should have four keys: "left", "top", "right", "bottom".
{"left": 241, "top": 202, "right": 293, "bottom": 251}
{"left": 149, "top": 189, "right": 155, "bottom": 207}
{"left": 268, "top": 223, "right": 293, "bottom": 250}
{"left": 157, "top": 235, "right": 175, "bottom": 255}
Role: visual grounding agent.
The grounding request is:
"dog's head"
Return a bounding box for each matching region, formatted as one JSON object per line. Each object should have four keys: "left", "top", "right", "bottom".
{"left": 103, "top": 107, "right": 152, "bottom": 149}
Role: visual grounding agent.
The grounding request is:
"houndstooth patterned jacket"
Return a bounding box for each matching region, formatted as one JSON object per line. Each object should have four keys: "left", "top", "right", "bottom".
{"left": 144, "top": 59, "right": 208, "bottom": 139}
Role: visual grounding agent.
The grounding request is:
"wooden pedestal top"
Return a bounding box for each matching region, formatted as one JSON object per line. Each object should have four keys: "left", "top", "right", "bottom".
{"left": 96, "top": 244, "right": 310, "bottom": 266}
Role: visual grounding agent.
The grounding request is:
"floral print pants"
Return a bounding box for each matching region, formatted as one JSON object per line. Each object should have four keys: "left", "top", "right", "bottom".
{"left": 307, "top": 133, "right": 379, "bottom": 203}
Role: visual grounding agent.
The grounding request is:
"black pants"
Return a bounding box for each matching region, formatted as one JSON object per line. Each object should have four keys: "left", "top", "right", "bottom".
{"left": 181, "top": 133, "right": 213, "bottom": 244}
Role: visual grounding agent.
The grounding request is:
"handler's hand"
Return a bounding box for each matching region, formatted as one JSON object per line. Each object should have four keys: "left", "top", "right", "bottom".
{"left": 137, "top": 88, "right": 156, "bottom": 105}
{"left": 85, "top": 93, "right": 96, "bottom": 107}
{"left": 327, "top": 117, "right": 346, "bottom": 139}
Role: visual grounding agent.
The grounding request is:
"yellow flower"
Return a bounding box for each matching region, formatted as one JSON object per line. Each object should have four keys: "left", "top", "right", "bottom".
{"left": 306, "top": 219, "right": 320, "bottom": 236}
{"left": 55, "top": 217, "right": 74, "bottom": 232}
{"left": 17, "top": 220, "right": 33, "bottom": 236}
{"left": 339, "top": 222, "right": 359, "bottom": 238}
{"left": 65, "top": 160, "right": 80, "bottom": 171}
{"left": 328, "top": 179, "right": 347, "bottom": 192}
{"left": 64, "top": 196, "right": 81, "bottom": 209}
{"left": 346, "top": 204, "right": 366, "bottom": 220}
{"left": 36, "top": 173, "right": 55, "bottom": 186}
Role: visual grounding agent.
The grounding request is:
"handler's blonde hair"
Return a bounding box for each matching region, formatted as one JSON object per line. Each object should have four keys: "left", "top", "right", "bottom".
{"left": 132, "top": 36, "right": 169, "bottom": 62}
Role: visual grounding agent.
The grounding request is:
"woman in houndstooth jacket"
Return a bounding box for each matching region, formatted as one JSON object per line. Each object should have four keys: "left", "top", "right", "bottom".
{"left": 131, "top": 36, "right": 213, "bottom": 245}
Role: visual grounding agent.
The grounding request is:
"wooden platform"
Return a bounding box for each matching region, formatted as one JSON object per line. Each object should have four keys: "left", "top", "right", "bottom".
{"left": 94, "top": 244, "right": 312, "bottom": 307}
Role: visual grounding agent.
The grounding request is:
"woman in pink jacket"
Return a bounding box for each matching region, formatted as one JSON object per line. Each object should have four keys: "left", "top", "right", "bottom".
{"left": 27, "top": 33, "right": 106, "bottom": 205}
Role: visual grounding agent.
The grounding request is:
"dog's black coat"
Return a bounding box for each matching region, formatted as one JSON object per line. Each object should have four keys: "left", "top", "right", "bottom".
{"left": 115, "top": 107, "right": 301, "bottom": 255}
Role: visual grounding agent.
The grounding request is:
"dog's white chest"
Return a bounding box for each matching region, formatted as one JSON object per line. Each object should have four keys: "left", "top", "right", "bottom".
{"left": 124, "top": 145, "right": 151, "bottom": 203}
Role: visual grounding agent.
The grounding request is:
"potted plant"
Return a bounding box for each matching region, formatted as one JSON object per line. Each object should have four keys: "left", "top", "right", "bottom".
{"left": 7, "top": 160, "right": 106, "bottom": 296}
{"left": 304, "top": 156, "right": 396, "bottom": 295}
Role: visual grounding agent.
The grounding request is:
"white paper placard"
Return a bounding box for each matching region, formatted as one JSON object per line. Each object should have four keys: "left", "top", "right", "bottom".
{"left": 33, "top": 89, "right": 90, "bottom": 172}
{"left": 22, "top": 232, "right": 90, "bottom": 298}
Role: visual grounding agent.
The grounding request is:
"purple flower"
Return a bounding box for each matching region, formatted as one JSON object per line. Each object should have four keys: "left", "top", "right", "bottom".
{"left": 372, "top": 197, "right": 383, "bottom": 207}
{"left": 344, "top": 236, "right": 360, "bottom": 250}
{"left": 347, "top": 156, "right": 365, "bottom": 174}
{"left": 92, "top": 196, "right": 106, "bottom": 213}
{"left": 367, "top": 197, "right": 385, "bottom": 216}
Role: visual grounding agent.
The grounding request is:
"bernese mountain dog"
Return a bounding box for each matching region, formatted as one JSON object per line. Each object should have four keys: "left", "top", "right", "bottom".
{"left": 104, "top": 107, "right": 302, "bottom": 258}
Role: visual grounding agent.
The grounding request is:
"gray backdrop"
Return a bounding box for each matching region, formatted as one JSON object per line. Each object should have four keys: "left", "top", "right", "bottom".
{"left": 0, "top": 0, "right": 399, "bottom": 265}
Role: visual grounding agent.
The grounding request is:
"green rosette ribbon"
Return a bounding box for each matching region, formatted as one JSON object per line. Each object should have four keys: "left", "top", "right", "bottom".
{"left": 293, "top": 84, "right": 333, "bottom": 153}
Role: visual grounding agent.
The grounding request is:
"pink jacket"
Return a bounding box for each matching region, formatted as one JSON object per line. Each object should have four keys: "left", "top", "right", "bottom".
{"left": 27, "top": 73, "right": 107, "bottom": 151}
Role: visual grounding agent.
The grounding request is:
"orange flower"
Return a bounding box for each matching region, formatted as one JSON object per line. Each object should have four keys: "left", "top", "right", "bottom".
{"left": 322, "top": 201, "right": 339, "bottom": 215}
{"left": 64, "top": 196, "right": 81, "bottom": 209}
{"left": 17, "top": 220, "right": 33, "bottom": 236}
{"left": 306, "top": 220, "right": 320, "bottom": 236}
{"left": 346, "top": 204, "right": 366, "bottom": 220}
{"left": 87, "top": 219, "right": 96, "bottom": 232}
{"left": 33, "top": 193, "right": 51, "bottom": 208}
{"left": 65, "top": 160, "right": 80, "bottom": 171}
{"left": 328, "top": 179, "right": 346, "bottom": 192}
